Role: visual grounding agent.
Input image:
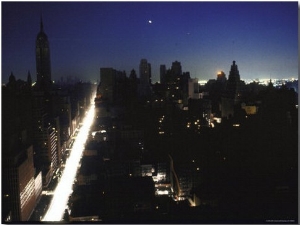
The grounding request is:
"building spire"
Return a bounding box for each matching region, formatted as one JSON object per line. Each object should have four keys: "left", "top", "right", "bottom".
{"left": 40, "top": 14, "right": 44, "bottom": 32}
{"left": 9, "top": 72, "right": 16, "bottom": 84}
{"left": 27, "top": 70, "right": 32, "bottom": 87}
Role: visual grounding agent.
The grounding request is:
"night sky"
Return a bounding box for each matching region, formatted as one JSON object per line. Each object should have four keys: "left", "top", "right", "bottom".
{"left": 1, "top": 1, "right": 298, "bottom": 84}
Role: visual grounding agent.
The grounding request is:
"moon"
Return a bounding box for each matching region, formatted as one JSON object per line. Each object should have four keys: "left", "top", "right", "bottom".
{"left": 148, "top": 20, "right": 152, "bottom": 24}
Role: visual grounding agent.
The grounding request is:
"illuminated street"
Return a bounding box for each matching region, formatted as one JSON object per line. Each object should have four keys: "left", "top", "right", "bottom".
{"left": 42, "top": 103, "right": 95, "bottom": 222}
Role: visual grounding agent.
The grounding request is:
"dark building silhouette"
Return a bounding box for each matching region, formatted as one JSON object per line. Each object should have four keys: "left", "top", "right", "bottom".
{"left": 138, "top": 59, "right": 152, "bottom": 98}
{"left": 3, "top": 11, "right": 298, "bottom": 221}
{"left": 2, "top": 17, "right": 98, "bottom": 222}
{"left": 128, "top": 69, "right": 139, "bottom": 102}
{"left": 35, "top": 18, "right": 95, "bottom": 187}
{"left": 2, "top": 77, "right": 40, "bottom": 222}
{"left": 216, "top": 71, "right": 227, "bottom": 83}
{"left": 98, "top": 68, "right": 127, "bottom": 104}
{"left": 157, "top": 61, "right": 190, "bottom": 105}
{"left": 171, "top": 61, "right": 182, "bottom": 77}
{"left": 27, "top": 71, "right": 32, "bottom": 87}
{"left": 31, "top": 91, "right": 58, "bottom": 187}
{"left": 221, "top": 61, "right": 242, "bottom": 118}
{"left": 36, "top": 17, "right": 52, "bottom": 91}
{"left": 33, "top": 17, "right": 61, "bottom": 186}
{"left": 160, "top": 65, "right": 166, "bottom": 84}
{"left": 205, "top": 71, "right": 227, "bottom": 117}
{"left": 226, "top": 60, "right": 241, "bottom": 101}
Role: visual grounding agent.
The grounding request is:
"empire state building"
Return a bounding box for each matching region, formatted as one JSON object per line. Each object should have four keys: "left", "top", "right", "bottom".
{"left": 36, "top": 17, "right": 52, "bottom": 91}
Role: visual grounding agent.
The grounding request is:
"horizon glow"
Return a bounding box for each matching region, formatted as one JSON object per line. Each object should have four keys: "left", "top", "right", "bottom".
{"left": 1, "top": 2, "right": 297, "bottom": 83}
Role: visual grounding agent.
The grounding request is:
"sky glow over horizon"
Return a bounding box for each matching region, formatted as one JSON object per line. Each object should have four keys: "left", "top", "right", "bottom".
{"left": 1, "top": 2, "right": 298, "bottom": 83}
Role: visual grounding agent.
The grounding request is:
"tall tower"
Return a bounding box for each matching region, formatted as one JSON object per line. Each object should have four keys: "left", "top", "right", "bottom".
{"left": 139, "top": 59, "right": 151, "bottom": 85}
{"left": 160, "top": 65, "right": 166, "bottom": 84}
{"left": 138, "top": 59, "right": 152, "bottom": 97}
{"left": 36, "top": 16, "right": 52, "bottom": 91}
{"left": 221, "top": 61, "right": 242, "bottom": 118}
{"left": 171, "top": 61, "right": 182, "bottom": 77}
{"left": 226, "top": 60, "right": 241, "bottom": 102}
{"left": 2, "top": 83, "right": 37, "bottom": 221}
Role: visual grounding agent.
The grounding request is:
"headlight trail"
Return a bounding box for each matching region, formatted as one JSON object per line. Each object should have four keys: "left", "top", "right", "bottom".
{"left": 42, "top": 104, "right": 95, "bottom": 222}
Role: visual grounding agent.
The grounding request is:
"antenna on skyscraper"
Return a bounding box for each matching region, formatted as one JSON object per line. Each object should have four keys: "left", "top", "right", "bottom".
{"left": 40, "top": 13, "right": 44, "bottom": 32}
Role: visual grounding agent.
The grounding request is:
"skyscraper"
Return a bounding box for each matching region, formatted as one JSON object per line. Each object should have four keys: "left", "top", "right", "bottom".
{"left": 226, "top": 60, "right": 241, "bottom": 102}
{"left": 99, "top": 68, "right": 117, "bottom": 103}
{"left": 221, "top": 61, "right": 242, "bottom": 118}
{"left": 138, "top": 59, "right": 152, "bottom": 97}
{"left": 34, "top": 17, "right": 58, "bottom": 186}
{"left": 171, "top": 61, "right": 182, "bottom": 77}
{"left": 139, "top": 59, "right": 151, "bottom": 85}
{"left": 36, "top": 17, "right": 52, "bottom": 91}
{"left": 160, "top": 65, "right": 166, "bottom": 84}
{"left": 2, "top": 79, "right": 37, "bottom": 221}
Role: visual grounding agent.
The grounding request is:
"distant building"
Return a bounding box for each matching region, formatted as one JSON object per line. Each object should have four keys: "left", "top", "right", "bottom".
{"left": 171, "top": 60, "right": 182, "bottom": 76}
{"left": 99, "top": 68, "right": 116, "bottom": 103}
{"left": 181, "top": 72, "right": 191, "bottom": 105}
{"left": 159, "top": 61, "right": 190, "bottom": 105}
{"left": 160, "top": 64, "right": 166, "bottom": 84}
{"left": 36, "top": 17, "right": 52, "bottom": 91}
{"left": 226, "top": 60, "right": 241, "bottom": 102}
{"left": 98, "top": 68, "right": 126, "bottom": 104}
{"left": 188, "top": 78, "right": 200, "bottom": 99}
{"left": 33, "top": 17, "right": 61, "bottom": 183}
{"left": 217, "top": 71, "right": 227, "bottom": 83}
{"left": 140, "top": 59, "right": 152, "bottom": 84}
{"left": 138, "top": 59, "right": 152, "bottom": 97}
{"left": 205, "top": 72, "right": 227, "bottom": 117}
{"left": 188, "top": 98, "right": 212, "bottom": 127}
{"left": 2, "top": 17, "right": 96, "bottom": 222}
{"left": 221, "top": 61, "right": 242, "bottom": 118}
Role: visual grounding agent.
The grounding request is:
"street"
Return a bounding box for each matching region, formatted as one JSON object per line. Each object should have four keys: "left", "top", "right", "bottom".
{"left": 42, "top": 104, "right": 95, "bottom": 221}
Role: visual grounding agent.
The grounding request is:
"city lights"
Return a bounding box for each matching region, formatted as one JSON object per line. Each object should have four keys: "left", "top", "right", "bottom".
{"left": 42, "top": 104, "right": 95, "bottom": 222}
{"left": 156, "top": 190, "right": 169, "bottom": 195}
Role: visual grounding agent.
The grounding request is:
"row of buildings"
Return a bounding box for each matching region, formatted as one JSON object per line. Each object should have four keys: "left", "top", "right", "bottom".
{"left": 97, "top": 55, "right": 298, "bottom": 132}
{"left": 2, "top": 18, "right": 95, "bottom": 222}
{"left": 3, "top": 16, "right": 297, "bottom": 222}
{"left": 73, "top": 89, "right": 231, "bottom": 221}
{"left": 94, "top": 56, "right": 298, "bottom": 207}
{"left": 96, "top": 58, "right": 246, "bottom": 130}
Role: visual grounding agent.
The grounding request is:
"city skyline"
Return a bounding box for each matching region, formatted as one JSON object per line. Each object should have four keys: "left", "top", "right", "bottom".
{"left": 1, "top": 1, "right": 298, "bottom": 84}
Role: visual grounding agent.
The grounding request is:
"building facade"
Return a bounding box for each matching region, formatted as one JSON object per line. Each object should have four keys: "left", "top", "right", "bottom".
{"left": 221, "top": 61, "right": 242, "bottom": 118}
{"left": 160, "top": 64, "right": 166, "bottom": 84}
{"left": 3, "top": 146, "right": 37, "bottom": 221}
{"left": 138, "top": 59, "right": 152, "bottom": 97}
{"left": 36, "top": 17, "right": 52, "bottom": 91}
